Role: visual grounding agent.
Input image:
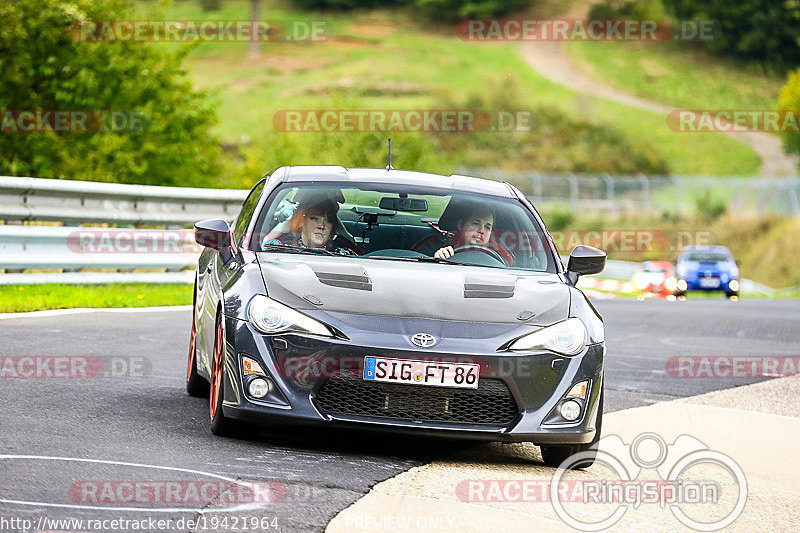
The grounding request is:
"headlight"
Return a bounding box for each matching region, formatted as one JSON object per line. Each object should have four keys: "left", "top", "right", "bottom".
{"left": 507, "top": 318, "right": 588, "bottom": 355}
{"left": 664, "top": 277, "right": 678, "bottom": 291}
{"left": 247, "top": 295, "right": 334, "bottom": 337}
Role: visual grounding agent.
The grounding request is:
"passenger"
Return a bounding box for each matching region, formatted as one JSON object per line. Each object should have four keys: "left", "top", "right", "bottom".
{"left": 433, "top": 207, "right": 514, "bottom": 265}
{"left": 262, "top": 199, "right": 358, "bottom": 255}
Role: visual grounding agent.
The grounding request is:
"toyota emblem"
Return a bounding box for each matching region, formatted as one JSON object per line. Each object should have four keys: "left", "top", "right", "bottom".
{"left": 411, "top": 333, "right": 437, "bottom": 348}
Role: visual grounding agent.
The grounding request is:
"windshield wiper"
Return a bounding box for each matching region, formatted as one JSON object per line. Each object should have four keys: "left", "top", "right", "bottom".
{"left": 260, "top": 243, "right": 338, "bottom": 256}
{"left": 365, "top": 255, "right": 452, "bottom": 264}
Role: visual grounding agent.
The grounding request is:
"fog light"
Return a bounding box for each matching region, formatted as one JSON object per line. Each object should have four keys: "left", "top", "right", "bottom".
{"left": 248, "top": 378, "right": 271, "bottom": 398}
{"left": 728, "top": 279, "right": 739, "bottom": 292}
{"left": 677, "top": 279, "right": 688, "bottom": 291}
{"left": 559, "top": 400, "right": 582, "bottom": 421}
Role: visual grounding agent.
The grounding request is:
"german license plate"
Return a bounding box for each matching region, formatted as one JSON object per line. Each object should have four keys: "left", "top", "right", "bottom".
{"left": 699, "top": 277, "right": 720, "bottom": 288}
{"left": 363, "top": 357, "right": 479, "bottom": 389}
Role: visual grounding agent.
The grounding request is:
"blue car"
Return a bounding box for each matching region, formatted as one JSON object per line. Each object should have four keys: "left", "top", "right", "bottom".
{"left": 675, "top": 245, "right": 739, "bottom": 298}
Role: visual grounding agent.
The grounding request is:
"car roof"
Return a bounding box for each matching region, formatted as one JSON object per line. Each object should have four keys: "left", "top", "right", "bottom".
{"left": 275, "top": 166, "right": 516, "bottom": 198}
{"left": 643, "top": 261, "right": 673, "bottom": 270}
{"left": 680, "top": 245, "right": 731, "bottom": 253}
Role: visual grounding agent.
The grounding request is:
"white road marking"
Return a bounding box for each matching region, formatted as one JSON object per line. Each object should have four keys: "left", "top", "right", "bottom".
{"left": 0, "top": 455, "right": 274, "bottom": 513}
{"left": 0, "top": 306, "right": 191, "bottom": 320}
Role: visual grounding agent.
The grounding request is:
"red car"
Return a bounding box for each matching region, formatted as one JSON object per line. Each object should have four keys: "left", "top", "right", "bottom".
{"left": 632, "top": 261, "right": 678, "bottom": 297}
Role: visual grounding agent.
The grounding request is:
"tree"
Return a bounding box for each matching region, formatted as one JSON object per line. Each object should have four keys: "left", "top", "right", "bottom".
{"left": 0, "top": 0, "right": 221, "bottom": 186}
{"left": 661, "top": 0, "right": 800, "bottom": 70}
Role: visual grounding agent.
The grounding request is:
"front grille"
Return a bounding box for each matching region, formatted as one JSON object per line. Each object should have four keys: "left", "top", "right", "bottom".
{"left": 315, "top": 378, "right": 519, "bottom": 427}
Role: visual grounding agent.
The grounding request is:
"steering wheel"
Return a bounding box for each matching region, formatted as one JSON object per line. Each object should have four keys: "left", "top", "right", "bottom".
{"left": 451, "top": 244, "right": 508, "bottom": 266}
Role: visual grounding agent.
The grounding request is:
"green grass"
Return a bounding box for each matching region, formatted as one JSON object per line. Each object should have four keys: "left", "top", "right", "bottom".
{"left": 141, "top": 0, "right": 761, "bottom": 181}
{"left": 0, "top": 283, "right": 192, "bottom": 312}
{"left": 568, "top": 40, "right": 785, "bottom": 114}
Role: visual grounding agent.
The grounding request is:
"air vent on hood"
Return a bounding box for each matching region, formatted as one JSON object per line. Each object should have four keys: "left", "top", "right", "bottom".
{"left": 463, "top": 274, "right": 516, "bottom": 299}
{"left": 312, "top": 265, "right": 372, "bottom": 291}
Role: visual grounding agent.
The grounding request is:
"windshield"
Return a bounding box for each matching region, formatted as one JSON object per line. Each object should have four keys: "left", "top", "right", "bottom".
{"left": 247, "top": 182, "right": 556, "bottom": 272}
{"left": 683, "top": 252, "right": 731, "bottom": 263}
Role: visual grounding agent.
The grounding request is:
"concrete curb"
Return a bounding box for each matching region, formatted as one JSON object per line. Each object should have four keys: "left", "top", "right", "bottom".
{"left": 327, "top": 377, "right": 800, "bottom": 532}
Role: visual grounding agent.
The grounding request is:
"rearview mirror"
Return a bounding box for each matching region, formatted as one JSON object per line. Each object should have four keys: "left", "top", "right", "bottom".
{"left": 379, "top": 197, "right": 428, "bottom": 212}
{"left": 566, "top": 245, "right": 606, "bottom": 286}
{"left": 195, "top": 218, "right": 234, "bottom": 252}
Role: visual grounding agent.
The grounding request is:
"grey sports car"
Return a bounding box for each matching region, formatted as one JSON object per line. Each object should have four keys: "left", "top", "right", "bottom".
{"left": 187, "top": 166, "right": 607, "bottom": 467}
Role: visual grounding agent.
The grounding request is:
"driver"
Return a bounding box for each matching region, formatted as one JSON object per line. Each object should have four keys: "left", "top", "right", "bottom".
{"left": 433, "top": 207, "right": 514, "bottom": 265}
{"left": 262, "top": 199, "right": 359, "bottom": 255}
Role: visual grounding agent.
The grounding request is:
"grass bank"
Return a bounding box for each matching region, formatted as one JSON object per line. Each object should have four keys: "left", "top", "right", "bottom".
{"left": 139, "top": 0, "right": 760, "bottom": 185}
{"left": 0, "top": 283, "right": 192, "bottom": 313}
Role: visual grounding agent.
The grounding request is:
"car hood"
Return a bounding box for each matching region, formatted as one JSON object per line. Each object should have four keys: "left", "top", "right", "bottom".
{"left": 680, "top": 261, "right": 736, "bottom": 274}
{"left": 255, "top": 254, "right": 569, "bottom": 326}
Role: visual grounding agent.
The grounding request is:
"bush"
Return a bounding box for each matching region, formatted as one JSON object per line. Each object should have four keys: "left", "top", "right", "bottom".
{"left": 588, "top": 0, "right": 665, "bottom": 20}
{"left": 778, "top": 68, "right": 800, "bottom": 168}
{"left": 288, "top": 0, "right": 530, "bottom": 22}
{"left": 289, "top": 0, "right": 407, "bottom": 9}
{"left": 661, "top": 0, "right": 800, "bottom": 70}
{"left": 199, "top": 0, "right": 223, "bottom": 12}
{"left": 0, "top": 0, "right": 220, "bottom": 186}
{"left": 540, "top": 204, "right": 574, "bottom": 231}
{"left": 429, "top": 78, "right": 670, "bottom": 176}
{"left": 693, "top": 190, "right": 727, "bottom": 221}
{"left": 414, "top": 0, "right": 530, "bottom": 22}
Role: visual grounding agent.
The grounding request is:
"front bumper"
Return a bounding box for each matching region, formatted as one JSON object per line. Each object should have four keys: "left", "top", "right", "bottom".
{"left": 219, "top": 314, "right": 604, "bottom": 445}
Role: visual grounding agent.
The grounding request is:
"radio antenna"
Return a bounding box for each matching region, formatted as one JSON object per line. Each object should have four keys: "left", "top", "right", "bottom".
{"left": 386, "top": 138, "right": 394, "bottom": 170}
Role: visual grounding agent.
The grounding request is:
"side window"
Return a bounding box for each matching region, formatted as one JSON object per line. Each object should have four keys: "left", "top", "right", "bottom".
{"left": 233, "top": 181, "right": 265, "bottom": 247}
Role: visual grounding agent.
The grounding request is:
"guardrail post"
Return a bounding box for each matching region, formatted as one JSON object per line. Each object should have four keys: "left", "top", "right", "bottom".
{"left": 637, "top": 174, "right": 650, "bottom": 212}
{"left": 531, "top": 172, "right": 543, "bottom": 203}
{"left": 788, "top": 180, "right": 800, "bottom": 217}
{"left": 567, "top": 173, "right": 579, "bottom": 213}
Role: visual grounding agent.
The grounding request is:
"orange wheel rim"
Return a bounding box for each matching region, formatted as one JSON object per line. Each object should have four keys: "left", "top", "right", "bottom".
{"left": 187, "top": 309, "right": 197, "bottom": 382}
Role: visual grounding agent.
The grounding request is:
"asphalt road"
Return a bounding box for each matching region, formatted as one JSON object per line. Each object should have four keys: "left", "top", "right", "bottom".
{"left": 1, "top": 299, "right": 798, "bottom": 532}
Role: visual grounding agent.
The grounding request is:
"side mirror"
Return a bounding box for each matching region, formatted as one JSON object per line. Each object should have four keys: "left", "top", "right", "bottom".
{"left": 566, "top": 245, "right": 606, "bottom": 286}
{"left": 195, "top": 218, "right": 235, "bottom": 252}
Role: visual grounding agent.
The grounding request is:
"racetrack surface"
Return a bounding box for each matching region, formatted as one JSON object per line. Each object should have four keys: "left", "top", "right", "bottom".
{"left": 1, "top": 299, "right": 798, "bottom": 531}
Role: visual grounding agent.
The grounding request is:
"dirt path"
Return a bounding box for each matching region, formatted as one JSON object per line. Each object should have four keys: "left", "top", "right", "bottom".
{"left": 520, "top": 40, "right": 799, "bottom": 176}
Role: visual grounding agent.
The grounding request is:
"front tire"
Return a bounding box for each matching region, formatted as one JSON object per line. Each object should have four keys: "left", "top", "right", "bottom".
{"left": 540, "top": 385, "right": 604, "bottom": 469}
{"left": 209, "top": 311, "right": 236, "bottom": 436}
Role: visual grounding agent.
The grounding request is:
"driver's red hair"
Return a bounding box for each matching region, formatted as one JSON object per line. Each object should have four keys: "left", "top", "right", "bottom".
{"left": 288, "top": 199, "right": 340, "bottom": 236}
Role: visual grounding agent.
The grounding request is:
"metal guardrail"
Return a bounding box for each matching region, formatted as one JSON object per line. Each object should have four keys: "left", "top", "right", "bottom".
{"left": 0, "top": 176, "right": 248, "bottom": 283}
{"left": 465, "top": 170, "right": 800, "bottom": 217}
{"left": 0, "top": 226, "right": 198, "bottom": 273}
{"left": 0, "top": 176, "right": 247, "bottom": 226}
